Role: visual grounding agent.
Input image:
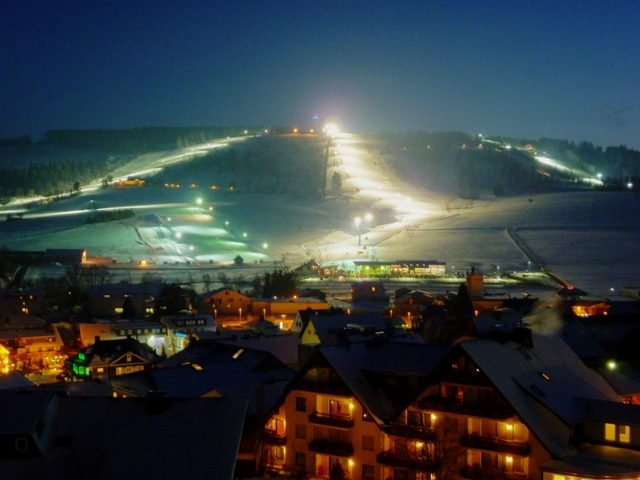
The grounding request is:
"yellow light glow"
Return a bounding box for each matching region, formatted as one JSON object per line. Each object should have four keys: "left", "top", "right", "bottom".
{"left": 507, "top": 424, "right": 513, "bottom": 430}
{"left": 506, "top": 456, "right": 513, "bottom": 463}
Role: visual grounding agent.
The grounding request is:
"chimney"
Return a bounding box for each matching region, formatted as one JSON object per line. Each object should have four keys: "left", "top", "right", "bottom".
{"left": 512, "top": 326, "right": 533, "bottom": 348}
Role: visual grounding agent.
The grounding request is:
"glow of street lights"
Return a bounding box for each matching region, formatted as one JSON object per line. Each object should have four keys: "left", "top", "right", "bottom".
{"left": 365, "top": 213, "right": 372, "bottom": 221}
{"left": 263, "top": 243, "right": 268, "bottom": 249}
{"left": 243, "top": 233, "right": 247, "bottom": 237}
{"left": 175, "top": 232, "right": 182, "bottom": 238}
{"left": 196, "top": 198, "right": 202, "bottom": 205}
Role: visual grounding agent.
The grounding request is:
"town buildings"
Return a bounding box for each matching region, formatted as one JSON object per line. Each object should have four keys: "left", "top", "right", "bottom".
{"left": 264, "top": 326, "right": 640, "bottom": 480}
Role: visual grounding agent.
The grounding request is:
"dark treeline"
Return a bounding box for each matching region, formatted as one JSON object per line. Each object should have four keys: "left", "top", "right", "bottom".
{"left": 152, "top": 135, "right": 326, "bottom": 198}
{"left": 490, "top": 136, "right": 640, "bottom": 179}
{"left": 86, "top": 209, "right": 135, "bottom": 224}
{"left": 0, "top": 159, "right": 115, "bottom": 199}
{"left": 0, "top": 135, "right": 33, "bottom": 147}
{"left": 380, "top": 131, "right": 640, "bottom": 196}
{"left": 40, "top": 126, "right": 292, "bottom": 153}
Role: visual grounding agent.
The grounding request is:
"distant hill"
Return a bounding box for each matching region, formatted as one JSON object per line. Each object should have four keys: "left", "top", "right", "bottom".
{"left": 378, "top": 131, "right": 640, "bottom": 197}
{"left": 149, "top": 135, "right": 328, "bottom": 199}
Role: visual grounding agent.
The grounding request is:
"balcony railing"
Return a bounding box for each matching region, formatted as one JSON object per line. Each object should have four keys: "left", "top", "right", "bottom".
{"left": 376, "top": 451, "right": 435, "bottom": 472}
{"left": 381, "top": 424, "right": 436, "bottom": 441}
{"left": 419, "top": 397, "right": 514, "bottom": 420}
{"left": 309, "top": 412, "right": 354, "bottom": 428}
{"left": 308, "top": 439, "right": 354, "bottom": 457}
{"left": 460, "top": 465, "right": 528, "bottom": 480}
{"left": 263, "top": 430, "right": 287, "bottom": 445}
{"left": 460, "top": 434, "right": 530, "bottom": 456}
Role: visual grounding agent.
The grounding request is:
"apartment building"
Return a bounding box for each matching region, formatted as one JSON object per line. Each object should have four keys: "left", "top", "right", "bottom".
{"left": 265, "top": 327, "right": 640, "bottom": 480}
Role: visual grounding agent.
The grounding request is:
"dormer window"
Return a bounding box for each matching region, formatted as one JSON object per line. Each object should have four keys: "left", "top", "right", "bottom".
{"left": 605, "top": 423, "right": 630, "bottom": 443}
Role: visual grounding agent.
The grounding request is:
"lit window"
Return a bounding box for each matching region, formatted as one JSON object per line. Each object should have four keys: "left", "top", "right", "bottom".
{"left": 115, "top": 308, "right": 123, "bottom": 313}
{"left": 605, "top": 423, "right": 616, "bottom": 441}
{"left": 274, "top": 446, "right": 285, "bottom": 460}
{"left": 619, "top": 425, "right": 631, "bottom": 443}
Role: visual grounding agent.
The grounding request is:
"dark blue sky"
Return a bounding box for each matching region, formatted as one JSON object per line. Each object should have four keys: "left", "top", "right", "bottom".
{"left": 1, "top": 1, "right": 639, "bottom": 148}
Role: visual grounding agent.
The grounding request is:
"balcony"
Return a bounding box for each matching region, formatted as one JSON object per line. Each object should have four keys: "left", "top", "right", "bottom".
{"left": 308, "top": 439, "right": 354, "bottom": 457}
{"left": 309, "top": 412, "right": 354, "bottom": 428}
{"left": 460, "top": 434, "right": 530, "bottom": 456}
{"left": 460, "top": 465, "right": 528, "bottom": 480}
{"left": 376, "top": 451, "right": 434, "bottom": 472}
{"left": 419, "top": 397, "right": 514, "bottom": 420}
{"left": 263, "top": 430, "right": 287, "bottom": 445}
{"left": 381, "top": 424, "right": 436, "bottom": 441}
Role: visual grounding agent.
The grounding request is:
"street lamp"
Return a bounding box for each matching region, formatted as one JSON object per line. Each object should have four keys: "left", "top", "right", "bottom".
{"left": 528, "top": 261, "right": 531, "bottom": 273}
{"left": 355, "top": 217, "right": 362, "bottom": 246}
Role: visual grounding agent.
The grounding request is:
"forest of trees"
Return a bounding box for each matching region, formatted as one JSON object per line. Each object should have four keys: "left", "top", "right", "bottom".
{"left": 0, "top": 158, "right": 117, "bottom": 200}
{"left": 152, "top": 135, "right": 327, "bottom": 198}
{"left": 378, "top": 131, "right": 640, "bottom": 197}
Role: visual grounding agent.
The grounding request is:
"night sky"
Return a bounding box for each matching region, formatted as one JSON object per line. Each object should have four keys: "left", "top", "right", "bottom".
{"left": 2, "top": 1, "right": 639, "bottom": 148}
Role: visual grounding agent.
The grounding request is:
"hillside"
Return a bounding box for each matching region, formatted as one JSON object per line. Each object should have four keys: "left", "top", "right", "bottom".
{"left": 0, "top": 130, "right": 638, "bottom": 298}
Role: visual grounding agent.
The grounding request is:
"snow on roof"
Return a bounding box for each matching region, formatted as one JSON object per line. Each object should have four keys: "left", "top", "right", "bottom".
{"left": 460, "top": 331, "right": 620, "bottom": 458}
{"left": 155, "top": 340, "right": 295, "bottom": 412}
{"left": 309, "top": 313, "right": 387, "bottom": 342}
{"left": 46, "top": 395, "right": 248, "bottom": 480}
{"left": 0, "top": 390, "right": 54, "bottom": 434}
{"left": 595, "top": 367, "right": 640, "bottom": 397}
{"left": 576, "top": 397, "right": 640, "bottom": 425}
{"left": 319, "top": 340, "right": 451, "bottom": 423}
{"left": 0, "top": 371, "right": 35, "bottom": 390}
{"left": 541, "top": 445, "right": 640, "bottom": 478}
{"left": 211, "top": 333, "right": 300, "bottom": 366}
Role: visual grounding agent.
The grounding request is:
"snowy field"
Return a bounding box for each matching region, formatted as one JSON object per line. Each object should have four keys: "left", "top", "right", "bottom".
{"left": 1, "top": 133, "right": 638, "bottom": 297}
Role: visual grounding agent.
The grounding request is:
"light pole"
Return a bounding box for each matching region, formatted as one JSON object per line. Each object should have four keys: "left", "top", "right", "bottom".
{"left": 528, "top": 261, "right": 531, "bottom": 273}
{"left": 355, "top": 217, "right": 361, "bottom": 246}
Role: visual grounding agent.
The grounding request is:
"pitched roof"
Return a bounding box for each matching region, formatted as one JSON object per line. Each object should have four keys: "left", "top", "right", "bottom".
{"left": 460, "top": 330, "right": 620, "bottom": 457}
{"left": 0, "top": 390, "right": 54, "bottom": 434}
{"left": 0, "top": 371, "right": 36, "bottom": 390}
{"left": 46, "top": 395, "right": 247, "bottom": 480}
{"left": 315, "top": 339, "right": 451, "bottom": 423}
{"left": 155, "top": 340, "right": 295, "bottom": 412}
{"left": 576, "top": 397, "right": 640, "bottom": 425}
{"left": 78, "top": 337, "right": 161, "bottom": 366}
{"left": 541, "top": 445, "right": 640, "bottom": 478}
{"left": 307, "top": 313, "right": 387, "bottom": 343}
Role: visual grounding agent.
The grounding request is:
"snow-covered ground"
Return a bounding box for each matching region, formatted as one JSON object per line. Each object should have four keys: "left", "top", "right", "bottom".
{"left": 1, "top": 133, "right": 638, "bottom": 297}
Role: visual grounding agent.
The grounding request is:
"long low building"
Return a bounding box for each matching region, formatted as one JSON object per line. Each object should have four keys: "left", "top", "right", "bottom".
{"left": 353, "top": 260, "right": 446, "bottom": 276}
